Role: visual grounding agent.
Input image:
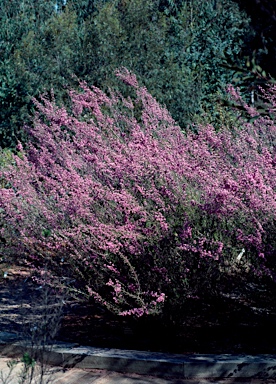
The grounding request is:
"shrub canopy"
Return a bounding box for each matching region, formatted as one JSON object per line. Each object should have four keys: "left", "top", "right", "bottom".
{"left": 1, "top": 69, "right": 275, "bottom": 317}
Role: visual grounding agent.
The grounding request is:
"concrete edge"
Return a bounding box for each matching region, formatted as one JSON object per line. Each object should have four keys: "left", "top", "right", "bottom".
{"left": 1, "top": 332, "right": 276, "bottom": 379}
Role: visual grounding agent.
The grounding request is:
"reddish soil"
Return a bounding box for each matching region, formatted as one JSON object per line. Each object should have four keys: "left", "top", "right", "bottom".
{"left": 1, "top": 264, "right": 276, "bottom": 355}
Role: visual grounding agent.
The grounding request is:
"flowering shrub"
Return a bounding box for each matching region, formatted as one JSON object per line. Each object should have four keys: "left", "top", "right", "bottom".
{"left": 0, "top": 68, "right": 275, "bottom": 317}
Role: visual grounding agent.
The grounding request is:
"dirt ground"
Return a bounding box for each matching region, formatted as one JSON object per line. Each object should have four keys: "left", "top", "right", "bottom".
{"left": 1, "top": 264, "right": 276, "bottom": 355}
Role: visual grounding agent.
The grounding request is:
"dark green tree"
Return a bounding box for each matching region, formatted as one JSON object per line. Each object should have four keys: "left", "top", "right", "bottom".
{"left": 70, "top": 0, "right": 253, "bottom": 128}
{"left": 0, "top": 0, "right": 81, "bottom": 148}
{"left": 0, "top": 0, "right": 256, "bottom": 148}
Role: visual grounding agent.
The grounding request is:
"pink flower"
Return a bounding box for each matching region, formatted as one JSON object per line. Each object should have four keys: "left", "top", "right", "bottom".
{"left": 1, "top": 68, "right": 275, "bottom": 318}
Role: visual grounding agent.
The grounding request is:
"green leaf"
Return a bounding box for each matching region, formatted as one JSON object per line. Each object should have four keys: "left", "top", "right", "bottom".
{"left": 42, "top": 229, "right": 51, "bottom": 237}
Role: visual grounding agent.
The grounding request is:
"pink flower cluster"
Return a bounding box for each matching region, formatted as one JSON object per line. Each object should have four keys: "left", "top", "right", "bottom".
{"left": 1, "top": 68, "right": 275, "bottom": 316}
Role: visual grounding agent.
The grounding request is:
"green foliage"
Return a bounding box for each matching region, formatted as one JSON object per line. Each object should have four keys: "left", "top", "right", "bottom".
{"left": 0, "top": 148, "right": 14, "bottom": 191}
{"left": 0, "top": 0, "right": 255, "bottom": 148}
{"left": 0, "top": 0, "right": 81, "bottom": 148}
{"left": 78, "top": 0, "right": 253, "bottom": 129}
{"left": 0, "top": 148, "right": 13, "bottom": 167}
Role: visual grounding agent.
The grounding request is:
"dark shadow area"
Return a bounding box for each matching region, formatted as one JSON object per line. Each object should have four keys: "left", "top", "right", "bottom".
{"left": 1, "top": 265, "right": 276, "bottom": 356}
{"left": 58, "top": 269, "right": 276, "bottom": 355}
{"left": 58, "top": 297, "right": 276, "bottom": 355}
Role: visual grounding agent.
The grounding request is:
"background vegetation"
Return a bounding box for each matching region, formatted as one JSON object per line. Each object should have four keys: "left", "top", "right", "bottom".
{"left": 1, "top": 0, "right": 274, "bottom": 149}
